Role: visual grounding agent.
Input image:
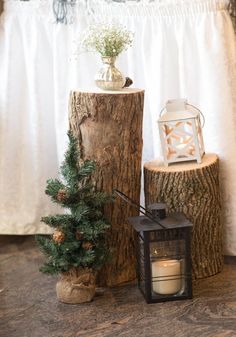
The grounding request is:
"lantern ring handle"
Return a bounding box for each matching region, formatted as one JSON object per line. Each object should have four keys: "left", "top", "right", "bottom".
{"left": 159, "top": 107, "right": 166, "bottom": 116}
{"left": 159, "top": 103, "right": 205, "bottom": 128}
{"left": 187, "top": 103, "right": 205, "bottom": 128}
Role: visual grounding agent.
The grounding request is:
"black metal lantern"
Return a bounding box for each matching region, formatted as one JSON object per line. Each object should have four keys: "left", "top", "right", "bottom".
{"left": 115, "top": 191, "right": 193, "bottom": 304}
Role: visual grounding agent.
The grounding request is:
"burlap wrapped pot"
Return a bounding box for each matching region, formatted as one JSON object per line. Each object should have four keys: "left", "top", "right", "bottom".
{"left": 56, "top": 268, "right": 96, "bottom": 304}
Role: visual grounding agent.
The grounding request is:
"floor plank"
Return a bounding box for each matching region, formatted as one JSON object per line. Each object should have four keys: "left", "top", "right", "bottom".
{"left": 0, "top": 236, "right": 236, "bottom": 337}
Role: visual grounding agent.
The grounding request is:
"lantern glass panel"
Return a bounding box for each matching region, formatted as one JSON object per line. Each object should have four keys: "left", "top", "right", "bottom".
{"left": 149, "top": 238, "right": 188, "bottom": 298}
{"left": 162, "top": 119, "right": 196, "bottom": 161}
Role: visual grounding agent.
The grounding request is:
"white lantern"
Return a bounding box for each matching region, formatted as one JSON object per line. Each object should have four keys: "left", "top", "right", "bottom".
{"left": 158, "top": 99, "right": 205, "bottom": 166}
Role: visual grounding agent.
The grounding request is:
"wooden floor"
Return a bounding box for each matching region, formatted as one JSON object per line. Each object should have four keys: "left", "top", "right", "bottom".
{"left": 0, "top": 236, "right": 236, "bottom": 337}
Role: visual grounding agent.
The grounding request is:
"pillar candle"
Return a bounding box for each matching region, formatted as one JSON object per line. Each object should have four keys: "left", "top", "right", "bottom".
{"left": 152, "top": 259, "right": 181, "bottom": 295}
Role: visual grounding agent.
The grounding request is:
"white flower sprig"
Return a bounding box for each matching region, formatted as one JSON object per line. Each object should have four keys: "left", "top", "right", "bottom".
{"left": 80, "top": 23, "right": 133, "bottom": 57}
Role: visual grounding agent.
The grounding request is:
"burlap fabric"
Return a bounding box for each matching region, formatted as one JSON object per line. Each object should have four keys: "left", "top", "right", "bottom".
{"left": 56, "top": 268, "right": 96, "bottom": 304}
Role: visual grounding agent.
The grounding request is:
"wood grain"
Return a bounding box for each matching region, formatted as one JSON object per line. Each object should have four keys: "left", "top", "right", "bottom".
{"left": 144, "top": 154, "right": 223, "bottom": 279}
{"left": 0, "top": 236, "right": 236, "bottom": 337}
{"left": 0, "top": 1, "right": 3, "bottom": 15}
{"left": 69, "top": 89, "right": 144, "bottom": 286}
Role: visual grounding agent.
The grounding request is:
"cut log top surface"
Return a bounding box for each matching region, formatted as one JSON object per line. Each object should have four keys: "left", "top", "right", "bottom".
{"left": 71, "top": 88, "right": 144, "bottom": 95}
{"left": 144, "top": 153, "right": 218, "bottom": 173}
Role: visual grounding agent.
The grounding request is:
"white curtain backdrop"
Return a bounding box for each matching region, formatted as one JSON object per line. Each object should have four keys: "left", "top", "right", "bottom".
{"left": 0, "top": 0, "right": 236, "bottom": 255}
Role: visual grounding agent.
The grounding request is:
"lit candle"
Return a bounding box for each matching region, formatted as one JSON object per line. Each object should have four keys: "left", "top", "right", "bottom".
{"left": 152, "top": 259, "right": 181, "bottom": 295}
{"left": 176, "top": 143, "right": 186, "bottom": 150}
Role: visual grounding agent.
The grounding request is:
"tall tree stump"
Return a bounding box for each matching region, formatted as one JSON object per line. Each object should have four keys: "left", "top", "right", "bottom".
{"left": 69, "top": 88, "right": 144, "bottom": 286}
{"left": 144, "top": 154, "right": 223, "bottom": 279}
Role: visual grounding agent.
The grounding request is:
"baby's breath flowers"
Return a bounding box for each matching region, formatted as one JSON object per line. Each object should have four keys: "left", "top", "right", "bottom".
{"left": 80, "top": 23, "right": 133, "bottom": 57}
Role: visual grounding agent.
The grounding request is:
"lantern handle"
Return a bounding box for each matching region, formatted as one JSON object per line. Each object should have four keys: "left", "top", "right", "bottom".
{"left": 159, "top": 103, "right": 205, "bottom": 128}
{"left": 159, "top": 106, "right": 166, "bottom": 117}
{"left": 187, "top": 103, "right": 205, "bottom": 128}
{"left": 114, "top": 189, "right": 166, "bottom": 229}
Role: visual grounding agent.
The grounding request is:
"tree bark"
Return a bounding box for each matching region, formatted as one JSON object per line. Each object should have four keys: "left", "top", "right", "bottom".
{"left": 0, "top": 1, "right": 3, "bottom": 15}
{"left": 144, "top": 154, "right": 223, "bottom": 279}
{"left": 69, "top": 88, "right": 144, "bottom": 286}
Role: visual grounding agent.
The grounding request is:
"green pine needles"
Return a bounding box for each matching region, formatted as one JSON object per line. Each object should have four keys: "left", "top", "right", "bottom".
{"left": 36, "top": 131, "right": 112, "bottom": 275}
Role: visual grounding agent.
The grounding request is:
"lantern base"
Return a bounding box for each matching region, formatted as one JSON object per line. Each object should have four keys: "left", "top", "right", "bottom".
{"left": 139, "top": 286, "right": 193, "bottom": 304}
{"left": 163, "top": 152, "right": 205, "bottom": 167}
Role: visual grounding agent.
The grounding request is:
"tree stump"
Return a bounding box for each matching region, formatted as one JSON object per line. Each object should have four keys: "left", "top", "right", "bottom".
{"left": 69, "top": 88, "right": 144, "bottom": 286}
{"left": 144, "top": 154, "right": 223, "bottom": 279}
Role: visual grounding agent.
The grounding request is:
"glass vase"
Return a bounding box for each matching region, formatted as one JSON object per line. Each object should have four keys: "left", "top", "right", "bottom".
{"left": 95, "top": 56, "right": 126, "bottom": 91}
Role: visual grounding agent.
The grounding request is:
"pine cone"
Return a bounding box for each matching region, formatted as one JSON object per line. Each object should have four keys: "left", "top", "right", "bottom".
{"left": 53, "top": 229, "right": 65, "bottom": 244}
{"left": 56, "top": 188, "right": 68, "bottom": 202}
{"left": 82, "top": 242, "right": 93, "bottom": 250}
{"left": 76, "top": 230, "right": 84, "bottom": 241}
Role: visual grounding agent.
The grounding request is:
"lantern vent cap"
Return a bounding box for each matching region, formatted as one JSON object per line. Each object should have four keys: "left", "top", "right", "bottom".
{"left": 148, "top": 203, "right": 167, "bottom": 211}
{"left": 158, "top": 99, "right": 201, "bottom": 123}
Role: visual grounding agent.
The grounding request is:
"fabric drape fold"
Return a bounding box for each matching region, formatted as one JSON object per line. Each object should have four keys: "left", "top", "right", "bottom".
{"left": 0, "top": 0, "right": 236, "bottom": 255}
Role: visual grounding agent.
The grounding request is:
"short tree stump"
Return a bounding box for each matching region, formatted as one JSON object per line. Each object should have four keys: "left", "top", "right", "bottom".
{"left": 144, "top": 154, "right": 223, "bottom": 279}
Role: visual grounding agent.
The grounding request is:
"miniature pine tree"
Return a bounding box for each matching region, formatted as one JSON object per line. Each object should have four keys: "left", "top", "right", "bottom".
{"left": 36, "top": 131, "right": 112, "bottom": 275}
